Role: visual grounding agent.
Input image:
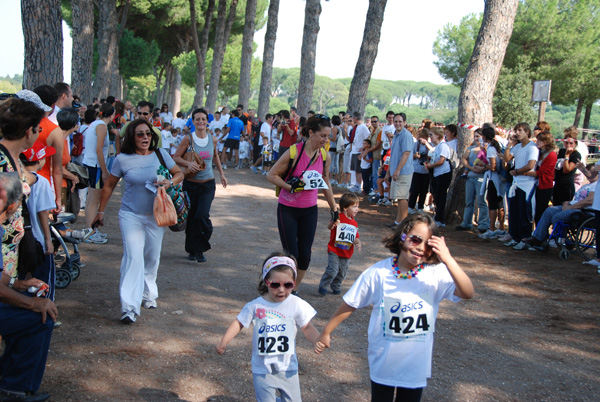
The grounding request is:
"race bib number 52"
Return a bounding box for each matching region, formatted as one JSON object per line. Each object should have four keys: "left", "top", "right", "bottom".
{"left": 301, "top": 170, "right": 329, "bottom": 190}
{"left": 383, "top": 297, "right": 434, "bottom": 339}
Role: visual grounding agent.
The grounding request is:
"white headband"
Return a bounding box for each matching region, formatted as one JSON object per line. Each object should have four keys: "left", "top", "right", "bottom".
{"left": 262, "top": 256, "right": 297, "bottom": 280}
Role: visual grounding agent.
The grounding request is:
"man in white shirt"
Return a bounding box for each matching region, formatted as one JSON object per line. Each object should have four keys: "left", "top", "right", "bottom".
{"left": 172, "top": 112, "right": 186, "bottom": 131}
{"left": 381, "top": 111, "right": 395, "bottom": 154}
{"left": 208, "top": 111, "right": 225, "bottom": 134}
{"left": 349, "top": 112, "right": 370, "bottom": 193}
{"left": 48, "top": 82, "right": 73, "bottom": 124}
{"left": 220, "top": 106, "right": 230, "bottom": 125}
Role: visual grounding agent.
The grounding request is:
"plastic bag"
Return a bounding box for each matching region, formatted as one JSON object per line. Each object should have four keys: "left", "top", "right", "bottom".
{"left": 153, "top": 186, "right": 177, "bottom": 227}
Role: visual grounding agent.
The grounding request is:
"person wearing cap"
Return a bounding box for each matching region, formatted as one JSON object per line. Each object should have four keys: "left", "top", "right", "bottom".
{"left": 32, "top": 85, "right": 64, "bottom": 214}
{"left": 0, "top": 97, "right": 57, "bottom": 402}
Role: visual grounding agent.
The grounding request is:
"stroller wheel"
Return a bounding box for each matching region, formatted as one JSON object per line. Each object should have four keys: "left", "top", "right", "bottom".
{"left": 70, "top": 263, "right": 81, "bottom": 281}
{"left": 55, "top": 268, "right": 72, "bottom": 289}
{"left": 559, "top": 249, "right": 570, "bottom": 260}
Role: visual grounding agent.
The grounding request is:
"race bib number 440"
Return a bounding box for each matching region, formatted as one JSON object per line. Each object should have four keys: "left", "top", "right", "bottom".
{"left": 301, "top": 170, "right": 329, "bottom": 190}
{"left": 383, "top": 297, "right": 434, "bottom": 339}
{"left": 335, "top": 223, "right": 357, "bottom": 250}
{"left": 255, "top": 318, "right": 295, "bottom": 356}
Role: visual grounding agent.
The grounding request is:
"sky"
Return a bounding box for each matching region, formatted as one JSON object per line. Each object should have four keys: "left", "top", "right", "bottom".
{"left": 1, "top": 0, "right": 484, "bottom": 86}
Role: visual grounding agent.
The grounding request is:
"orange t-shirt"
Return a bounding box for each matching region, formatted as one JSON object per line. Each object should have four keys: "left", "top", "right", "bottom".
{"left": 38, "top": 117, "right": 58, "bottom": 184}
{"left": 61, "top": 138, "right": 70, "bottom": 187}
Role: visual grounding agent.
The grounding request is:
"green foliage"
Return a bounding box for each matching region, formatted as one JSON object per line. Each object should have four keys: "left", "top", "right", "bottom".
{"left": 0, "top": 75, "right": 23, "bottom": 93}
{"left": 119, "top": 29, "right": 160, "bottom": 78}
{"left": 432, "top": 13, "right": 482, "bottom": 86}
{"left": 492, "top": 57, "right": 536, "bottom": 128}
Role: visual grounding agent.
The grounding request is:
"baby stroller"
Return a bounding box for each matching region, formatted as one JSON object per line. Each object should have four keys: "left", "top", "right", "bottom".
{"left": 50, "top": 213, "right": 83, "bottom": 289}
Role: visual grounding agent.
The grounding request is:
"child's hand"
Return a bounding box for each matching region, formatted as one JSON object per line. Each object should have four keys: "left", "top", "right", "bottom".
{"left": 216, "top": 343, "right": 226, "bottom": 355}
{"left": 355, "top": 240, "right": 362, "bottom": 253}
{"left": 427, "top": 235, "right": 451, "bottom": 262}
{"left": 314, "top": 333, "right": 330, "bottom": 354}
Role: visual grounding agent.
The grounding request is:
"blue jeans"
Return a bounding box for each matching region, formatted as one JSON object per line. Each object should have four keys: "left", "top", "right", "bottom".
{"left": 0, "top": 299, "right": 54, "bottom": 393}
{"left": 371, "top": 158, "right": 381, "bottom": 191}
{"left": 532, "top": 206, "right": 580, "bottom": 242}
{"left": 462, "top": 176, "right": 489, "bottom": 230}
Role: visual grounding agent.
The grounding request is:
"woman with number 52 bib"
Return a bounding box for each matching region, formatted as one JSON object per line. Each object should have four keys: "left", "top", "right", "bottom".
{"left": 315, "top": 213, "right": 474, "bottom": 402}
{"left": 267, "top": 115, "right": 338, "bottom": 293}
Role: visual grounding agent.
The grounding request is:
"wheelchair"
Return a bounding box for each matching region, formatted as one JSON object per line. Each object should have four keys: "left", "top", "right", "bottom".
{"left": 545, "top": 209, "right": 596, "bottom": 260}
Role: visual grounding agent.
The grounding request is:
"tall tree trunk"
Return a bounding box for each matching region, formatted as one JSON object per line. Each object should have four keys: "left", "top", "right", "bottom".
{"left": 447, "top": 0, "right": 519, "bottom": 224}
{"left": 238, "top": 0, "right": 257, "bottom": 110}
{"left": 172, "top": 69, "right": 182, "bottom": 114}
{"left": 71, "top": 0, "right": 94, "bottom": 104}
{"left": 296, "top": 0, "right": 322, "bottom": 118}
{"left": 190, "top": 0, "right": 215, "bottom": 109}
{"left": 347, "top": 0, "right": 387, "bottom": 116}
{"left": 94, "top": 0, "right": 117, "bottom": 99}
{"left": 583, "top": 100, "right": 593, "bottom": 134}
{"left": 21, "top": 0, "right": 63, "bottom": 89}
{"left": 107, "top": 0, "right": 130, "bottom": 100}
{"left": 206, "top": 0, "right": 239, "bottom": 113}
{"left": 257, "top": 0, "right": 280, "bottom": 119}
{"left": 573, "top": 97, "right": 585, "bottom": 127}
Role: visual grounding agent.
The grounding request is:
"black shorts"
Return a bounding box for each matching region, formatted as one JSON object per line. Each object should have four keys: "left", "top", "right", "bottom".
{"left": 487, "top": 180, "right": 504, "bottom": 210}
{"left": 85, "top": 165, "right": 104, "bottom": 189}
{"left": 350, "top": 154, "right": 360, "bottom": 171}
{"left": 224, "top": 138, "right": 240, "bottom": 150}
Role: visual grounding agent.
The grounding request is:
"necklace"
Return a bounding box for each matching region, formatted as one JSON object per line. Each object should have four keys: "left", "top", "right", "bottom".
{"left": 392, "top": 256, "right": 424, "bottom": 280}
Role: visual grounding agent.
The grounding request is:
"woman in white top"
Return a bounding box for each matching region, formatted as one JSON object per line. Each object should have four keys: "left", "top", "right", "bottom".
{"left": 82, "top": 103, "right": 114, "bottom": 229}
{"left": 424, "top": 128, "right": 452, "bottom": 227}
{"left": 159, "top": 103, "right": 173, "bottom": 124}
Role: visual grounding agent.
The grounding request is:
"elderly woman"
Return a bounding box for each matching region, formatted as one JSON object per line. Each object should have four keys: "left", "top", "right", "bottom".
{"left": 93, "top": 119, "right": 183, "bottom": 324}
{"left": 173, "top": 108, "right": 227, "bottom": 263}
{"left": 267, "top": 115, "right": 338, "bottom": 293}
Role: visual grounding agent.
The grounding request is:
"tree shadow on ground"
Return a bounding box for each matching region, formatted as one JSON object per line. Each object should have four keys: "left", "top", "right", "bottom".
{"left": 139, "top": 388, "right": 189, "bottom": 402}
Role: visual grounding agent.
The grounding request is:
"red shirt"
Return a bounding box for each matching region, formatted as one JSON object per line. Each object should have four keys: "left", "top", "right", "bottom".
{"left": 537, "top": 151, "right": 557, "bottom": 190}
{"left": 37, "top": 117, "right": 58, "bottom": 183}
{"left": 327, "top": 213, "right": 359, "bottom": 259}
{"left": 280, "top": 119, "right": 298, "bottom": 147}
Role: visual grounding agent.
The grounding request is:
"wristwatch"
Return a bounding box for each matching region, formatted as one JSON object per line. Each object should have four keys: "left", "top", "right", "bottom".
{"left": 8, "top": 277, "right": 16, "bottom": 288}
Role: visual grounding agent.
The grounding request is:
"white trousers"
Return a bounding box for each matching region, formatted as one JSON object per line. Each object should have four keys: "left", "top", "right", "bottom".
{"left": 118, "top": 210, "right": 165, "bottom": 316}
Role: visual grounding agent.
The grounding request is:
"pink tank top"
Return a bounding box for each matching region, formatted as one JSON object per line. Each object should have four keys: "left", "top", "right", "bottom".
{"left": 278, "top": 148, "right": 324, "bottom": 208}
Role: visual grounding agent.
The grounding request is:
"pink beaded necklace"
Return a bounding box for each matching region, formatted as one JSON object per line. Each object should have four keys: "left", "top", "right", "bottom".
{"left": 392, "top": 255, "right": 424, "bottom": 279}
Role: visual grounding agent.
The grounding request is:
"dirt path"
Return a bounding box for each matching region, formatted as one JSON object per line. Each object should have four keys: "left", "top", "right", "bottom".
{"left": 44, "top": 169, "right": 600, "bottom": 401}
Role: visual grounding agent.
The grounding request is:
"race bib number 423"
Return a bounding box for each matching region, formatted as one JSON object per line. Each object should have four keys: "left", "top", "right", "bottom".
{"left": 383, "top": 297, "right": 434, "bottom": 339}
{"left": 301, "top": 170, "right": 329, "bottom": 190}
{"left": 255, "top": 318, "right": 295, "bottom": 356}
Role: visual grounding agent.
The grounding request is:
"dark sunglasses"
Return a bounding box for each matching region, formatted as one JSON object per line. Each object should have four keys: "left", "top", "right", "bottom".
{"left": 266, "top": 280, "right": 295, "bottom": 290}
{"left": 404, "top": 234, "right": 426, "bottom": 247}
{"left": 313, "top": 114, "right": 330, "bottom": 121}
{"left": 138, "top": 112, "right": 150, "bottom": 116}
{"left": 135, "top": 131, "right": 152, "bottom": 138}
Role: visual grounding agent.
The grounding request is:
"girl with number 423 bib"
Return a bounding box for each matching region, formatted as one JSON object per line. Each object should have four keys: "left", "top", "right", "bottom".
{"left": 217, "top": 252, "right": 320, "bottom": 402}
{"left": 315, "top": 213, "right": 474, "bottom": 402}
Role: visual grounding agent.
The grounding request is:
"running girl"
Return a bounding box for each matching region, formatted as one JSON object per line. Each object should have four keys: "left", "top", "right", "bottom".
{"left": 217, "top": 252, "right": 320, "bottom": 401}
{"left": 315, "top": 213, "right": 474, "bottom": 402}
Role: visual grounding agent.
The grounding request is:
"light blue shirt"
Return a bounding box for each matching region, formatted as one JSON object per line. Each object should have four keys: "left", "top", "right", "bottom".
{"left": 389, "top": 128, "right": 414, "bottom": 176}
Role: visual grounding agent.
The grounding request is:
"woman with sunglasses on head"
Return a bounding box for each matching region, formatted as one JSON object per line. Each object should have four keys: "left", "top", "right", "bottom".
{"left": 315, "top": 213, "right": 474, "bottom": 402}
{"left": 553, "top": 128, "right": 581, "bottom": 205}
{"left": 217, "top": 252, "right": 320, "bottom": 402}
{"left": 92, "top": 119, "right": 183, "bottom": 324}
{"left": 267, "top": 115, "right": 338, "bottom": 294}
{"left": 173, "top": 108, "right": 227, "bottom": 263}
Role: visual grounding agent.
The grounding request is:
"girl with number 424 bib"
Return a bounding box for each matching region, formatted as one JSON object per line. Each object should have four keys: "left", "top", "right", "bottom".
{"left": 217, "top": 252, "right": 320, "bottom": 402}
{"left": 315, "top": 213, "right": 474, "bottom": 402}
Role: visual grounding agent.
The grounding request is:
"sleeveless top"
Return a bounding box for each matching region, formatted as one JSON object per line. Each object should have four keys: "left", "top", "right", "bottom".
{"left": 278, "top": 147, "right": 324, "bottom": 208}
{"left": 37, "top": 117, "right": 58, "bottom": 183}
{"left": 82, "top": 120, "right": 109, "bottom": 168}
{"left": 188, "top": 133, "right": 215, "bottom": 181}
{"left": 466, "top": 145, "right": 484, "bottom": 178}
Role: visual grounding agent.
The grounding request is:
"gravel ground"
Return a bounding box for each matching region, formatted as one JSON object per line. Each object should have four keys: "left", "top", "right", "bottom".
{"left": 41, "top": 169, "right": 600, "bottom": 401}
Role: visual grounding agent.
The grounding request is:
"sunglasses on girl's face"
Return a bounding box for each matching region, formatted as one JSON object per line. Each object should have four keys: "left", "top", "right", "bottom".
{"left": 266, "top": 280, "right": 295, "bottom": 290}
{"left": 405, "top": 234, "right": 426, "bottom": 247}
{"left": 135, "top": 131, "right": 152, "bottom": 137}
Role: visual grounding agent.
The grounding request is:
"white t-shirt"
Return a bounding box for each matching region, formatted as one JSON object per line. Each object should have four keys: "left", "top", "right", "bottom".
{"left": 343, "top": 257, "right": 460, "bottom": 388}
{"left": 446, "top": 138, "right": 458, "bottom": 152}
{"left": 237, "top": 295, "right": 316, "bottom": 374}
{"left": 381, "top": 124, "right": 394, "bottom": 150}
{"left": 159, "top": 111, "right": 173, "bottom": 124}
{"left": 239, "top": 140, "right": 250, "bottom": 159}
{"left": 352, "top": 123, "right": 370, "bottom": 154}
{"left": 432, "top": 142, "right": 451, "bottom": 177}
{"left": 208, "top": 119, "right": 225, "bottom": 134}
{"left": 82, "top": 119, "right": 109, "bottom": 168}
{"left": 172, "top": 117, "right": 186, "bottom": 131}
{"left": 220, "top": 113, "right": 230, "bottom": 125}
{"left": 510, "top": 141, "right": 539, "bottom": 186}
{"left": 161, "top": 129, "right": 173, "bottom": 150}
{"left": 260, "top": 122, "right": 271, "bottom": 144}
{"left": 27, "top": 173, "right": 56, "bottom": 253}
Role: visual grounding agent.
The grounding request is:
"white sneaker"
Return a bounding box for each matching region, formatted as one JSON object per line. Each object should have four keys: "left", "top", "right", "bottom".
{"left": 120, "top": 311, "right": 136, "bottom": 324}
{"left": 408, "top": 208, "right": 416, "bottom": 214}
{"left": 493, "top": 230, "right": 506, "bottom": 237}
{"left": 70, "top": 228, "right": 94, "bottom": 240}
{"left": 94, "top": 229, "right": 108, "bottom": 239}
{"left": 582, "top": 259, "right": 600, "bottom": 267}
{"left": 548, "top": 239, "right": 558, "bottom": 248}
{"left": 222, "top": 164, "right": 227, "bottom": 170}
{"left": 330, "top": 179, "right": 338, "bottom": 185}
{"left": 368, "top": 190, "right": 376, "bottom": 196}
{"left": 478, "top": 230, "right": 496, "bottom": 239}
{"left": 504, "top": 239, "right": 518, "bottom": 247}
{"left": 142, "top": 300, "right": 157, "bottom": 309}
{"left": 84, "top": 232, "right": 108, "bottom": 244}
{"left": 258, "top": 166, "right": 263, "bottom": 171}
{"left": 498, "top": 233, "right": 512, "bottom": 242}
{"left": 513, "top": 241, "right": 528, "bottom": 250}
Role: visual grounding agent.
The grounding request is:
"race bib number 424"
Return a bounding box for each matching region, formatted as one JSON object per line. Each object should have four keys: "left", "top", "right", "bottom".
{"left": 383, "top": 297, "right": 434, "bottom": 339}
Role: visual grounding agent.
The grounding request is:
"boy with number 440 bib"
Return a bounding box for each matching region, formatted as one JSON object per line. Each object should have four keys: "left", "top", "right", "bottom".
{"left": 317, "top": 192, "right": 361, "bottom": 296}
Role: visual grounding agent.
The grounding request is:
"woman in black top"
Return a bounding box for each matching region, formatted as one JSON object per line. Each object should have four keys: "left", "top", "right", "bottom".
{"left": 553, "top": 131, "right": 580, "bottom": 205}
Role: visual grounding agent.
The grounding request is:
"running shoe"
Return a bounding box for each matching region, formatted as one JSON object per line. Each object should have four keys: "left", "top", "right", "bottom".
{"left": 513, "top": 241, "right": 528, "bottom": 250}
{"left": 478, "top": 230, "right": 494, "bottom": 239}
{"left": 548, "top": 239, "right": 558, "bottom": 248}
{"left": 142, "top": 300, "right": 157, "bottom": 309}
{"left": 70, "top": 228, "right": 94, "bottom": 241}
{"left": 94, "top": 229, "right": 108, "bottom": 239}
{"left": 84, "top": 232, "right": 108, "bottom": 244}
{"left": 251, "top": 166, "right": 258, "bottom": 174}
{"left": 435, "top": 221, "right": 446, "bottom": 228}
{"left": 504, "top": 239, "right": 518, "bottom": 247}
{"left": 330, "top": 179, "right": 338, "bottom": 185}
{"left": 493, "top": 229, "right": 506, "bottom": 237}
{"left": 497, "top": 233, "right": 512, "bottom": 243}
{"left": 222, "top": 164, "right": 227, "bottom": 170}
{"left": 121, "top": 311, "right": 136, "bottom": 324}
{"left": 582, "top": 259, "right": 600, "bottom": 267}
